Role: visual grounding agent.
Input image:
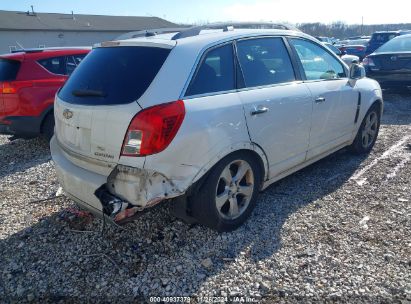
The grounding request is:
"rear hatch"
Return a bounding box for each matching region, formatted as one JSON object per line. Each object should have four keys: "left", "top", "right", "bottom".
{"left": 0, "top": 58, "right": 21, "bottom": 116}
{"left": 55, "top": 44, "right": 172, "bottom": 164}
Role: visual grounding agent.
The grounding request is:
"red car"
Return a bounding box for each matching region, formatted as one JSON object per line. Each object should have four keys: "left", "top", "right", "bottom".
{"left": 0, "top": 47, "right": 90, "bottom": 140}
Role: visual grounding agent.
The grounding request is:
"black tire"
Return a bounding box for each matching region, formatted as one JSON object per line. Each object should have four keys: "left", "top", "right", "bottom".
{"left": 190, "top": 151, "right": 263, "bottom": 232}
{"left": 350, "top": 104, "right": 381, "bottom": 154}
{"left": 41, "top": 112, "right": 55, "bottom": 142}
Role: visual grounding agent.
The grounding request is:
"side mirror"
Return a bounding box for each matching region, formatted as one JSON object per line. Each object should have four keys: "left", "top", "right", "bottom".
{"left": 349, "top": 63, "right": 366, "bottom": 80}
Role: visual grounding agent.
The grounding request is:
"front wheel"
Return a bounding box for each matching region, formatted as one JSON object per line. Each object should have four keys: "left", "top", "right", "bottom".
{"left": 190, "top": 151, "right": 262, "bottom": 232}
{"left": 350, "top": 104, "right": 380, "bottom": 154}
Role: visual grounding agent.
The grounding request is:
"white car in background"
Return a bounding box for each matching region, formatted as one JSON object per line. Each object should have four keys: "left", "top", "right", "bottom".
{"left": 51, "top": 23, "right": 383, "bottom": 232}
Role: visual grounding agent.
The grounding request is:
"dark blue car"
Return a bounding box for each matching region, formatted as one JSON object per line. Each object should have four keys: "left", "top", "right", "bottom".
{"left": 363, "top": 34, "right": 411, "bottom": 91}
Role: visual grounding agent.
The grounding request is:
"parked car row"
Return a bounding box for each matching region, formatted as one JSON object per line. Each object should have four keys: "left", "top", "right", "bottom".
{"left": 339, "top": 39, "right": 369, "bottom": 61}
{"left": 322, "top": 42, "right": 359, "bottom": 67}
{"left": 317, "top": 31, "right": 411, "bottom": 91}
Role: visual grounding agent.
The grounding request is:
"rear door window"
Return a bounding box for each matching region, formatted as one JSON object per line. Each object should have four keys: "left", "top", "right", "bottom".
{"left": 0, "top": 59, "right": 21, "bottom": 81}
{"left": 38, "top": 56, "right": 66, "bottom": 75}
{"left": 185, "top": 43, "right": 235, "bottom": 96}
{"left": 58, "top": 47, "right": 171, "bottom": 105}
{"left": 66, "top": 54, "right": 87, "bottom": 76}
{"left": 236, "top": 37, "right": 296, "bottom": 88}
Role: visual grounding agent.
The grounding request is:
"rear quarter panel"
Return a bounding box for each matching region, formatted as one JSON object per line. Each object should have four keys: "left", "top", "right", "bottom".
{"left": 143, "top": 93, "right": 264, "bottom": 193}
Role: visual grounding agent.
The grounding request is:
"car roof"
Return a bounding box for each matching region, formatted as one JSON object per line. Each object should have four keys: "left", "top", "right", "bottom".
{"left": 391, "top": 33, "right": 411, "bottom": 39}
{"left": 372, "top": 31, "right": 399, "bottom": 35}
{"left": 111, "top": 28, "right": 312, "bottom": 53}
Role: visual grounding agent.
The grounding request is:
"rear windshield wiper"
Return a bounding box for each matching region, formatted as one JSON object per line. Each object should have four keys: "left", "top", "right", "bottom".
{"left": 72, "top": 89, "right": 107, "bottom": 97}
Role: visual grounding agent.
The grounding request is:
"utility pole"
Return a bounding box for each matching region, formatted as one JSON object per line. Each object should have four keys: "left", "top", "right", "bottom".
{"left": 361, "top": 16, "right": 364, "bottom": 35}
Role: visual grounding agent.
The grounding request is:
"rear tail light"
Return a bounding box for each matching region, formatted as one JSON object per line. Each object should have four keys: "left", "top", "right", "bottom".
{"left": 121, "top": 100, "right": 185, "bottom": 157}
{"left": 1, "top": 82, "right": 17, "bottom": 94}
{"left": 362, "top": 57, "right": 375, "bottom": 66}
{"left": 356, "top": 47, "right": 365, "bottom": 51}
{"left": 1, "top": 81, "right": 33, "bottom": 94}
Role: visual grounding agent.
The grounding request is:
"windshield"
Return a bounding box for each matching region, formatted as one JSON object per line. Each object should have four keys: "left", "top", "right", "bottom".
{"left": 376, "top": 36, "right": 411, "bottom": 53}
{"left": 58, "top": 46, "right": 171, "bottom": 105}
{"left": 0, "top": 59, "right": 21, "bottom": 81}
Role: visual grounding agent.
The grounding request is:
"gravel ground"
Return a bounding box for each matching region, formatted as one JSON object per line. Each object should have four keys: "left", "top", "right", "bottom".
{"left": 0, "top": 93, "right": 410, "bottom": 303}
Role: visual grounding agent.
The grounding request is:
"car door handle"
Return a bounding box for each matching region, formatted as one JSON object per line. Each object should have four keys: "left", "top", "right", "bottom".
{"left": 315, "top": 97, "right": 326, "bottom": 103}
{"left": 251, "top": 106, "right": 269, "bottom": 116}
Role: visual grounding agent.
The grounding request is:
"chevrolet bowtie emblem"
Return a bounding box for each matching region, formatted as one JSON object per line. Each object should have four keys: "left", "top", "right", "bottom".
{"left": 63, "top": 109, "right": 73, "bottom": 119}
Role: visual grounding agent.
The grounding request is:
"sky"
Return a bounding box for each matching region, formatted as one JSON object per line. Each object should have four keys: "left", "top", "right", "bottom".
{"left": 1, "top": 0, "right": 410, "bottom": 25}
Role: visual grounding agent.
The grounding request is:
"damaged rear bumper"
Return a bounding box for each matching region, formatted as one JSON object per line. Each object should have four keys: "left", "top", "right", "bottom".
{"left": 50, "top": 136, "right": 183, "bottom": 223}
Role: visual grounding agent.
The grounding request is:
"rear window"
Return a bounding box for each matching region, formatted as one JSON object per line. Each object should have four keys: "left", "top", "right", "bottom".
{"left": 58, "top": 47, "right": 170, "bottom": 105}
{"left": 0, "top": 59, "right": 21, "bottom": 81}
{"left": 371, "top": 33, "right": 398, "bottom": 43}
{"left": 376, "top": 36, "right": 411, "bottom": 53}
{"left": 38, "top": 56, "right": 66, "bottom": 75}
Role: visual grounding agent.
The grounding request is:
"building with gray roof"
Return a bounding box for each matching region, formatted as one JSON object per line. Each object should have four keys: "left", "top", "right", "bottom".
{"left": 0, "top": 9, "right": 177, "bottom": 54}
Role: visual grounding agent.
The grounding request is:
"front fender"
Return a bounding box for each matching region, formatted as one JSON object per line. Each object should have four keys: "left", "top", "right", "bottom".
{"left": 351, "top": 78, "right": 383, "bottom": 141}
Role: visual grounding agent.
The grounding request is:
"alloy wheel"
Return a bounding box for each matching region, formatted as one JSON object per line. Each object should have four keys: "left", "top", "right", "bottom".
{"left": 215, "top": 159, "right": 255, "bottom": 220}
{"left": 361, "top": 111, "right": 378, "bottom": 149}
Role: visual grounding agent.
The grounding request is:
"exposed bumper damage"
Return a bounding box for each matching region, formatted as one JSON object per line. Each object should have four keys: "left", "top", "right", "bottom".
{"left": 52, "top": 136, "right": 185, "bottom": 225}
{"left": 95, "top": 164, "right": 183, "bottom": 223}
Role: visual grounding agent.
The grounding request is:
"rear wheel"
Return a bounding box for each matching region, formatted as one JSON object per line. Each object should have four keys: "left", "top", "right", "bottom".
{"left": 41, "top": 112, "right": 55, "bottom": 142}
{"left": 191, "top": 151, "right": 262, "bottom": 232}
{"left": 350, "top": 104, "right": 380, "bottom": 154}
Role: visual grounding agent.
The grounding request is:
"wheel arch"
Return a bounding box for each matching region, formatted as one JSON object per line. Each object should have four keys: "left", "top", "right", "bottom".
{"left": 39, "top": 105, "right": 54, "bottom": 134}
{"left": 371, "top": 98, "right": 383, "bottom": 118}
{"left": 188, "top": 142, "right": 269, "bottom": 195}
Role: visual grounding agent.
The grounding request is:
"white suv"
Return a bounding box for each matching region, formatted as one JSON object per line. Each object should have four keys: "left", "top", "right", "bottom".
{"left": 51, "top": 23, "right": 383, "bottom": 232}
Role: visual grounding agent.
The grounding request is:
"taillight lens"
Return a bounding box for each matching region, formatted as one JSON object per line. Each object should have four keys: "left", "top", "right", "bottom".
{"left": 1, "top": 81, "right": 33, "bottom": 94}
{"left": 362, "top": 57, "right": 375, "bottom": 66}
{"left": 1, "top": 82, "right": 17, "bottom": 94}
{"left": 356, "top": 47, "right": 364, "bottom": 51}
{"left": 121, "top": 100, "right": 185, "bottom": 157}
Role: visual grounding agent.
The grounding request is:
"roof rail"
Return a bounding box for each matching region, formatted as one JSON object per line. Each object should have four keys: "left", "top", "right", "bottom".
{"left": 115, "top": 27, "right": 188, "bottom": 40}
{"left": 171, "top": 22, "right": 298, "bottom": 40}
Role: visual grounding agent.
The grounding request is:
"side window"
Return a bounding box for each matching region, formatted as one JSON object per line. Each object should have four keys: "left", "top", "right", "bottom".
{"left": 66, "top": 54, "right": 86, "bottom": 76}
{"left": 66, "top": 56, "right": 76, "bottom": 76}
{"left": 38, "top": 56, "right": 66, "bottom": 75}
{"left": 236, "top": 37, "right": 296, "bottom": 88}
{"left": 289, "top": 39, "right": 346, "bottom": 80}
{"left": 186, "top": 44, "right": 235, "bottom": 96}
